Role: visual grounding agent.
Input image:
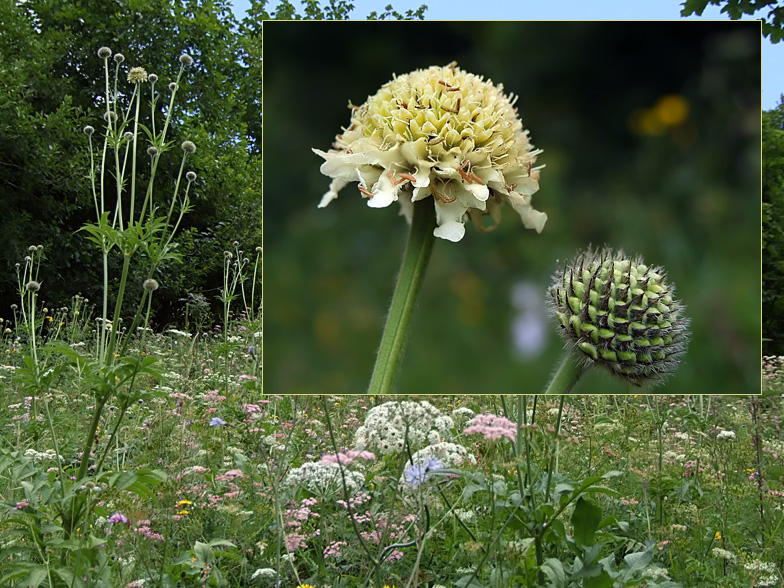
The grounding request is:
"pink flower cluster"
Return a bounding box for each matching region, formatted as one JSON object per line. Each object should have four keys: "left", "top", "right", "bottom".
{"left": 285, "top": 533, "right": 308, "bottom": 551}
{"left": 215, "top": 469, "right": 244, "bottom": 482}
{"left": 320, "top": 450, "right": 376, "bottom": 466}
{"left": 324, "top": 540, "right": 347, "bottom": 558}
{"left": 242, "top": 403, "right": 263, "bottom": 415}
{"left": 464, "top": 413, "right": 517, "bottom": 442}
{"left": 134, "top": 520, "right": 164, "bottom": 541}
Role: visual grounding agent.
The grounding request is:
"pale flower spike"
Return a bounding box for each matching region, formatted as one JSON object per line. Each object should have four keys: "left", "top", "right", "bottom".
{"left": 313, "top": 62, "right": 546, "bottom": 242}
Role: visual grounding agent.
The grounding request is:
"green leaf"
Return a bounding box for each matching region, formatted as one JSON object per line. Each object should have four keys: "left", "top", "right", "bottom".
{"left": 541, "top": 558, "right": 567, "bottom": 587}
{"left": 23, "top": 566, "right": 50, "bottom": 587}
{"left": 620, "top": 545, "right": 654, "bottom": 580}
{"left": 462, "top": 482, "right": 485, "bottom": 500}
{"left": 454, "top": 575, "right": 485, "bottom": 588}
{"left": 584, "top": 570, "right": 614, "bottom": 588}
{"left": 571, "top": 496, "right": 602, "bottom": 546}
{"left": 193, "top": 540, "right": 212, "bottom": 562}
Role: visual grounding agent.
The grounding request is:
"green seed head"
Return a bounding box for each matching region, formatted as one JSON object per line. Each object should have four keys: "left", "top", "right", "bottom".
{"left": 548, "top": 248, "right": 689, "bottom": 387}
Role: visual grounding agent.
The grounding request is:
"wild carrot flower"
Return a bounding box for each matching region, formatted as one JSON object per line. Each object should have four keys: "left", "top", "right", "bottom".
{"left": 250, "top": 568, "right": 276, "bottom": 580}
{"left": 354, "top": 401, "right": 451, "bottom": 455}
{"left": 285, "top": 462, "right": 365, "bottom": 495}
{"left": 314, "top": 63, "right": 545, "bottom": 242}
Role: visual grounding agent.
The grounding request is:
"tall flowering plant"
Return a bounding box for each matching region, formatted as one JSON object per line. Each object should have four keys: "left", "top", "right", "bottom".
{"left": 3, "top": 47, "right": 198, "bottom": 581}
{"left": 314, "top": 65, "right": 690, "bottom": 395}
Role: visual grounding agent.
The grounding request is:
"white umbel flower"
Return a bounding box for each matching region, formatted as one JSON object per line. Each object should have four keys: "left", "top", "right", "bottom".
{"left": 313, "top": 63, "right": 545, "bottom": 242}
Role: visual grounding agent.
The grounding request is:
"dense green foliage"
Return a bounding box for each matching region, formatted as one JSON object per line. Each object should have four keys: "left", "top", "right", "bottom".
{"left": 682, "top": 0, "right": 784, "bottom": 41}
{"left": 763, "top": 103, "right": 784, "bottom": 353}
{"left": 0, "top": 0, "right": 264, "bottom": 325}
{"left": 0, "top": 0, "right": 428, "bottom": 328}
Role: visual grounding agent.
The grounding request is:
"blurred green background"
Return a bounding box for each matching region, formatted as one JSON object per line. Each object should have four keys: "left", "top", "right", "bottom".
{"left": 263, "top": 21, "right": 761, "bottom": 396}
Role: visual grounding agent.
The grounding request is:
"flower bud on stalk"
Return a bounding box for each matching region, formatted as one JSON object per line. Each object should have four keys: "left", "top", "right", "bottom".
{"left": 548, "top": 248, "right": 689, "bottom": 386}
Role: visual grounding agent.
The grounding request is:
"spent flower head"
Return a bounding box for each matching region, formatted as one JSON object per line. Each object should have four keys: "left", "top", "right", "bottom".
{"left": 548, "top": 247, "right": 689, "bottom": 386}
{"left": 181, "top": 140, "right": 196, "bottom": 153}
{"left": 314, "top": 62, "right": 545, "bottom": 242}
{"left": 179, "top": 53, "right": 193, "bottom": 66}
{"left": 143, "top": 279, "right": 159, "bottom": 292}
{"left": 97, "top": 47, "right": 112, "bottom": 59}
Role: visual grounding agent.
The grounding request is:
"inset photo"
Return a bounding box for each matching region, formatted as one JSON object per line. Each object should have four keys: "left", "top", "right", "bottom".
{"left": 263, "top": 20, "right": 761, "bottom": 395}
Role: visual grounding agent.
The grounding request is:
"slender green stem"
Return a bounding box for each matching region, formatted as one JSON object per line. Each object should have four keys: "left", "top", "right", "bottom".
{"left": 129, "top": 85, "right": 141, "bottom": 223}
{"left": 321, "top": 396, "right": 379, "bottom": 567}
{"left": 543, "top": 350, "right": 588, "bottom": 395}
{"left": 544, "top": 394, "right": 566, "bottom": 503}
{"left": 367, "top": 199, "right": 436, "bottom": 395}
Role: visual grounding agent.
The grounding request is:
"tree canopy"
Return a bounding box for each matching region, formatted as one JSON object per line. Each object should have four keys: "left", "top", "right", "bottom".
{"left": 682, "top": 0, "right": 784, "bottom": 41}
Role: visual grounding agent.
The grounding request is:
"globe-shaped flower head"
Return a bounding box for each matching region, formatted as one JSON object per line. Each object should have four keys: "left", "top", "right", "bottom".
{"left": 313, "top": 63, "right": 546, "bottom": 242}
{"left": 548, "top": 248, "right": 690, "bottom": 387}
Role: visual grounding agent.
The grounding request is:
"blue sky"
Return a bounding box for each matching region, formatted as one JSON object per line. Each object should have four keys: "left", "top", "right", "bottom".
{"left": 233, "top": 0, "right": 780, "bottom": 109}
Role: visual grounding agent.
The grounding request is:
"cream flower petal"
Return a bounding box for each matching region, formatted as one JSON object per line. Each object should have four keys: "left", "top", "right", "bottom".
{"left": 508, "top": 191, "right": 547, "bottom": 233}
{"left": 318, "top": 177, "right": 349, "bottom": 208}
{"left": 433, "top": 188, "right": 468, "bottom": 242}
{"left": 367, "top": 170, "right": 399, "bottom": 208}
{"left": 464, "top": 182, "right": 490, "bottom": 203}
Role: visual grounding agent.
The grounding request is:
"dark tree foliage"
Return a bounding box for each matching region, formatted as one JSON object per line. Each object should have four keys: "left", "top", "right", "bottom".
{"left": 763, "top": 101, "right": 784, "bottom": 353}
{"left": 0, "top": 0, "right": 261, "bottom": 325}
{"left": 682, "top": 0, "right": 784, "bottom": 41}
{"left": 0, "top": 0, "right": 423, "bottom": 325}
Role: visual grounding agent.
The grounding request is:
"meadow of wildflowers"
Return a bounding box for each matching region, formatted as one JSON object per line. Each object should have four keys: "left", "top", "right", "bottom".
{"left": 1, "top": 338, "right": 783, "bottom": 588}
{"left": 0, "top": 29, "right": 774, "bottom": 588}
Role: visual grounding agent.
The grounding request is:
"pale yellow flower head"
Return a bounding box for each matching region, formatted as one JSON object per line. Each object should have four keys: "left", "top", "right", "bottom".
{"left": 313, "top": 63, "right": 546, "bottom": 242}
{"left": 127, "top": 67, "right": 148, "bottom": 84}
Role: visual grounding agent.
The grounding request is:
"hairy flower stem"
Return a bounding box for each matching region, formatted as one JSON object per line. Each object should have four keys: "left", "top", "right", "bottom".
{"left": 367, "top": 198, "right": 436, "bottom": 395}
{"left": 543, "top": 350, "right": 587, "bottom": 395}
